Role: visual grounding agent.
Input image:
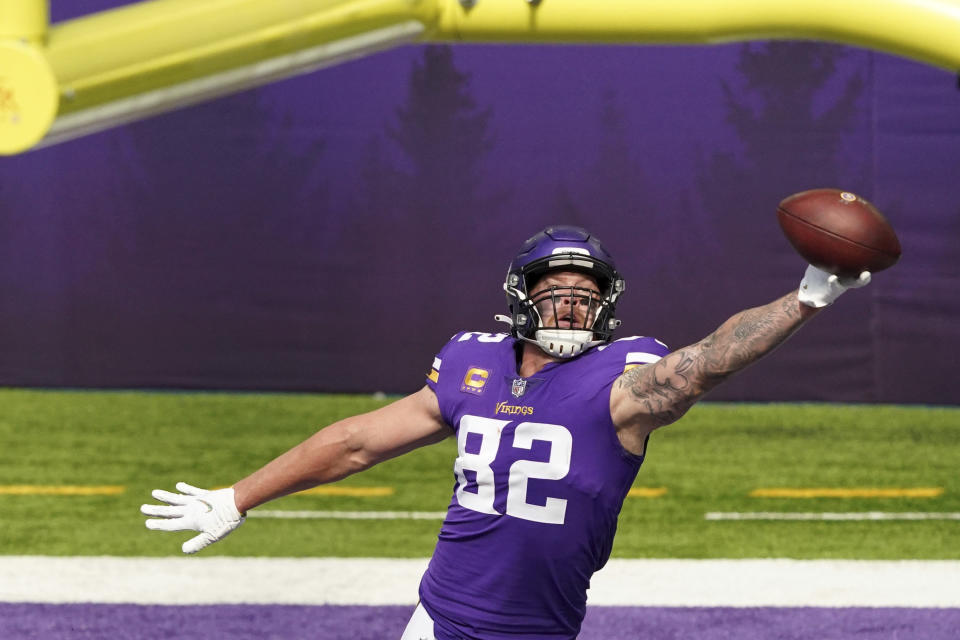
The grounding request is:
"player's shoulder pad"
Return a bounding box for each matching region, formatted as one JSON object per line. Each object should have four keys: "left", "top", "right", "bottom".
{"left": 594, "top": 335, "right": 670, "bottom": 373}
{"left": 427, "top": 331, "right": 512, "bottom": 386}
{"left": 449, "top": 331, "right": 512, "bottom": 346}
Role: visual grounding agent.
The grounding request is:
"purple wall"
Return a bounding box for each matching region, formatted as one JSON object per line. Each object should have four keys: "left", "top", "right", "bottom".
{"left": 1, "top": 2, "right": 958, "bottom": 403}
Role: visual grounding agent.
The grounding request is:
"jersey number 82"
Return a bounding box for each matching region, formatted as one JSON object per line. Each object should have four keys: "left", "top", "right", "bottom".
{"left": 453, "top": 415, "right": 572, "bottom": 525}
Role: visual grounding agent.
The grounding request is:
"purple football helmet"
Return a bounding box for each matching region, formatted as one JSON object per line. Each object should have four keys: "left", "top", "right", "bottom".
{"left": 500, "top": 225, "right": 625, "bottom": 358}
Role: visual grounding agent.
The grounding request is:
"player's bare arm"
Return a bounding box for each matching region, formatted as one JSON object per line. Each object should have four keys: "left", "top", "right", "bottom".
{"left": 610, "top": 291, "right": 818, "bottom": 454}
{"left": 232, "top": 385, "right": 449, "bottom": 512}
{"left": 141, "top": 385, "right": 449, "bottom": 553}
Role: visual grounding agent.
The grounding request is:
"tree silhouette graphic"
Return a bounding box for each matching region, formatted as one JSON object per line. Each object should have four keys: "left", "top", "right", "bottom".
{"left": 696, "top": 42, "right": 866, "bottom": 269}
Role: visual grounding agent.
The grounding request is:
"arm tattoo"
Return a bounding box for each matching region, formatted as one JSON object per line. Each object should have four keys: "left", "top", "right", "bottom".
{"left": 618, "top": 291, "right": 815, "bottom": 427}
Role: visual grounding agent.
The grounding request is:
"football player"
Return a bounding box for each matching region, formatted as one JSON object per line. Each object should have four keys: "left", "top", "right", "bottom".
{"left": 142, "top": 225, "right": 869, "bottom": 639}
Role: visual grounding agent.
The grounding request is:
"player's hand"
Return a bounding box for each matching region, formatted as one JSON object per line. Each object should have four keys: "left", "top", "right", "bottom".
{"left": 797, "top": 264, "right": 871, "bottom": 308}
{"left": 140, "top": 482, "right": 246, "bottom": 554}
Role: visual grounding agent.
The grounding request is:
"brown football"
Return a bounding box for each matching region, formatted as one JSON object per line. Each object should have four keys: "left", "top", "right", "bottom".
{"left": 777, "top": 188, "right": 901, "bottom": 277}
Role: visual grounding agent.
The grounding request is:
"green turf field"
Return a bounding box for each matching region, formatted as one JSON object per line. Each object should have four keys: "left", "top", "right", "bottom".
{"left": 0, "top": 389, "right": 957, "bottom": 559}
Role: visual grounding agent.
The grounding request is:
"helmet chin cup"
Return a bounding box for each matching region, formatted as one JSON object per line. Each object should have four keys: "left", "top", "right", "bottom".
{"left": 531, "top": 329, "right": 600, "bottom": 359}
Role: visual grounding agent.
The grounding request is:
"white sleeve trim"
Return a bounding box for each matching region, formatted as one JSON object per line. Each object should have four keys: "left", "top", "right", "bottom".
{"left": 626, "top": 352, "right": 662, "bottom": 364}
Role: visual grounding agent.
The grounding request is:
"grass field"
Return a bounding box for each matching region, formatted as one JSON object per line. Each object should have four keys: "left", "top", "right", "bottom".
{"left": 0, "top": 389, "right": 957, "bottom": 559}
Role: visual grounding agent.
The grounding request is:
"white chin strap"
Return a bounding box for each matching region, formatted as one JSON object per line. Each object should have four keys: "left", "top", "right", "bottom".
{"left": 530, "top": 329, "right": 601, "bottom": 358}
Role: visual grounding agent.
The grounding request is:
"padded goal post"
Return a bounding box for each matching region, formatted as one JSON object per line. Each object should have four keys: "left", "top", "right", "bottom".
{"left": 3, "top": 0, "right": 960, "bottom": 154}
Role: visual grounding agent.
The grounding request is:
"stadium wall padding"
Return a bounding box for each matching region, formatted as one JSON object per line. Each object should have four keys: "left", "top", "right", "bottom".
{"left": 1, "top": 2, "right": 958, "bottom": 403}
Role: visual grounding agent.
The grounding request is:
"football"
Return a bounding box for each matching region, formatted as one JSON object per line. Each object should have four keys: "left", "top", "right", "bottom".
{"left": 777, "top": 188, "right": 901, "bottom": 277}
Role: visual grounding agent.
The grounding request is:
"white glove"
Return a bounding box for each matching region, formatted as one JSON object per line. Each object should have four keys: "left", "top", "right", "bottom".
{"left": 797, "top": 264, "right": 871, "bottom": 308}
{"left": 141, "top": 482, "right": 246, "bottom": 554}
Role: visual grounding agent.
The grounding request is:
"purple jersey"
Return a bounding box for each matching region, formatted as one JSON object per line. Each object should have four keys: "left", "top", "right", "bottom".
{"left": 420, "top": 331, "right": 670, "bottom": 639}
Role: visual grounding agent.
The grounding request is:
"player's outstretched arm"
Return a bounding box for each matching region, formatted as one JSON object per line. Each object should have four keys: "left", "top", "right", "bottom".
{"left": 609, "top": 266, "right": 869, "bottom": 454}
{"left": 141, "top": 385, "right": 449, "bottom": 553}
{"left": 231, "top": 386, "right": 449, "bottom": 512}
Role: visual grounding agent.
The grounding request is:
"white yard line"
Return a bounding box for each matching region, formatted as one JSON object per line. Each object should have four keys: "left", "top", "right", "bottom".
{"left": 2, "top": 557, "right": 960, "bottom": 607}
{"left": 0, "top": 557, "right": 427, "bottom": 606}
{"left": 248, "top": 510, "right": 448, "bottom": 520}
{"left": 249, "top": 509, "right": 960, "bottom": 521}
{"left": 706, "top": 512, "right": 960, "bottom": 521}
{"left": 587, "top": 559, "right": 960, "bottom": 607}
{"left": 251, "top": 509, "right": 960, "bottom": 522}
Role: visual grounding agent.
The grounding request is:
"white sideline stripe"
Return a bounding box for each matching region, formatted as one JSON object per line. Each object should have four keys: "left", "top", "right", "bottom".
{"left": 249, "top": 510, "right": 447, "bottom": 520}
{"left": 2, "top": 557, "right": 960, "bottom": 607}
{"left": 706, "top": 512, "right": 960, "bottom": 521}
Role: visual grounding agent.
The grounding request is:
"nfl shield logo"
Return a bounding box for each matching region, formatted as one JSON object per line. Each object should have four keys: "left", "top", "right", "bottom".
{"left": 511, "top": 378, "right": 527, "bottom": 398}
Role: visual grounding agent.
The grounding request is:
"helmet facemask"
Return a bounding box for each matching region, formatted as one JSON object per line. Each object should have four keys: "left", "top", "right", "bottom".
{"left": 502, "top": 259, "right": 624, "bottom": 358}
{"left": 525, "top": 283, "right": 599, "bottom": 357}
{"left": 500, "top": 226, "right": 625, "bottom": 359}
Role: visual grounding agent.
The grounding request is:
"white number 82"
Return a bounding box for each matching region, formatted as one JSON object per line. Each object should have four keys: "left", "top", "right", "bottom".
{"left": 453, "top": 415, "right": 572, "bottom": 525}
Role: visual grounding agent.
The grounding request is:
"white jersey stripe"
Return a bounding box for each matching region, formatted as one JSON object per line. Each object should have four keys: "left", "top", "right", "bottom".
{"left": 626, "top": 352, "right": 662, "bottom": 364}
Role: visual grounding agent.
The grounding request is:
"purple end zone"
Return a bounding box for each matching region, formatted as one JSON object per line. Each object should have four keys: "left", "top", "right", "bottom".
{"left": 0, "top": 604, "right": 411, "bottom": 640}
{"left": 2, "top": 604, "right": 960, "bottom": 639}
{"left": 582, "top": 607, "right": 960, "bottom": 639}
